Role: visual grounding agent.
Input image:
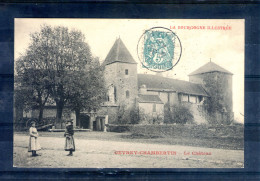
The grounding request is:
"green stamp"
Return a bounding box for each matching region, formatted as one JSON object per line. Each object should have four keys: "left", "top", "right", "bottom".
{"left": 137, "top": 27, "right": 182, "bottom": 72}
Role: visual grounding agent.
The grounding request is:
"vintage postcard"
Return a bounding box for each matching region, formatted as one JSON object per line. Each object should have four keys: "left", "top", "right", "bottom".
{"left": 13, "top": 19, "right": 244, "bottom": 168}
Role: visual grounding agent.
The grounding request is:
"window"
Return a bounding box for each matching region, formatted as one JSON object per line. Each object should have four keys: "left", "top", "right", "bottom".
{"left": 114, "top": 86, "right": 117, "bottom": 103}
{"left": 189, "top": 95, "right": 197, "bottom": 103}
{"left": 125, "top": 69, "right": 128, "bottom": 75}
{"left": 182, "top": 94, "right": 189, "bottom": 102}
{"left": 126, "top": 90, "right": 130, "bottom": 98}
{"left": 178, "top": 94, "right": 182, "bottom": 102}
{"left": 153, "top": 104, "right": 156, "bottom": 112}
{"left": 108, "top": 85, "right": 114, "bottom": 103}
{"left": 198, "top": 96, "right": 203, "bottom": 103}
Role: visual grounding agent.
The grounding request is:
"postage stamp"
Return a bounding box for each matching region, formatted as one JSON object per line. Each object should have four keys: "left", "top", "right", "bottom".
{"left": 137, "top": 27, "right": 182, "bottom": 72}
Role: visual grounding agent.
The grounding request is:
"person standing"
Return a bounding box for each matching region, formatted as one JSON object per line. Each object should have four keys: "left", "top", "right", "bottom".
{"left": 28, "top": 121, "right": 41, "bottom": 156}
{"left": 64, "top": 120, "right": 75, "bottom": 156}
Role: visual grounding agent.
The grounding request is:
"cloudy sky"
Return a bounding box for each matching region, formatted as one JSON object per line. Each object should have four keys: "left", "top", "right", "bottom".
{"left": 15, "top": 19, "right": 244, "bottom": 123}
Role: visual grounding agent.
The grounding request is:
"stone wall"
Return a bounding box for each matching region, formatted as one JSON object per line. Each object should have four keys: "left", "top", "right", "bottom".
{"left": 104, "top": 62, "right": 138, "bottom": 108}
{"left": 139, "top": 102, "right": 164, "bottom": 116}
{"left": 147, "top": 90, "right": 179, "bottom": 106}
{"left": 116, "top": 63, "right": 138, "bottom": 107}
{"left": 139, "top": 102, "right": 164, "bottom": 124}
{"left": 97, "top": 106, "right": 119, "bottom": 124}
{"left": 189, "top": 72, "right": 233, "bottom": 125}
{"left": 30, "top": 107, "right": 72, "bottom": 120}
{"left": 181, "top": 102, "right": 207, "bottom": 124}
{"left": 189, "top": 72, "right": 233, "bottom": 113}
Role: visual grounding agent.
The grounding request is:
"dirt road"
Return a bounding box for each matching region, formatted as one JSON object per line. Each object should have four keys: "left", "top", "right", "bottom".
{"left": 13, "top": 134, "right": 244, "bottom": 168}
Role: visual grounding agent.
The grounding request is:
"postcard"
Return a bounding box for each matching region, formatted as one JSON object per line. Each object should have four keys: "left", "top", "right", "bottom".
{"left": 13, "top": 19, "right": 244, "bottom": 168}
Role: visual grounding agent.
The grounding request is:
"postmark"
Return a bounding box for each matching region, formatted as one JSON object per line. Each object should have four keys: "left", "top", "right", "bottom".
{"left": 137, "top": 27, "right": 182, "bottom": 72}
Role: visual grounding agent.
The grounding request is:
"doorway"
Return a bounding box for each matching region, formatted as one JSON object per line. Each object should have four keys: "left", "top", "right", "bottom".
{"left": 79, "top": 114, "right": 90, "bottom": 129}
{"left": 93, "top": 117, "right": 105, "bottom": 131}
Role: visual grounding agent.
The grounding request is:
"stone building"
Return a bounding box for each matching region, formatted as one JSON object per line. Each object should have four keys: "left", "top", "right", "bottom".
{"left": 189, "top": 62, "right": 234, "bottom": 123}
{"left": 188, "top": 61, "right": 233, "bottom": 113}
{"left": 17, "top": 38, "right": 234, "bottom": 130}
{"left": 95, "top": 38, "right": 233, "bottom": 126}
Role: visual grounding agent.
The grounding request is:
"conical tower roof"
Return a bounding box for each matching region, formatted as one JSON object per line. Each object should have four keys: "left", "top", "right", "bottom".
{"left": 189, "top": 62, "right": 233, "bottom": 76}
{"left": 102, "top": 38, "right": 137, "bottom": 66}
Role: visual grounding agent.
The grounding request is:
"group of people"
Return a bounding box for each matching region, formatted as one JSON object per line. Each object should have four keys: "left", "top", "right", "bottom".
{"left": 28, "top": 120, "right": 76, "bottom": 157}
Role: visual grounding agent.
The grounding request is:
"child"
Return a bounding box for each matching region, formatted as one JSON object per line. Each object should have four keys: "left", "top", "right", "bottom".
{"left": 64, "top": 120, "right": 75, "bottom": 156}
{"left": 28, "top": 121, "right": 41, "bottom": 156}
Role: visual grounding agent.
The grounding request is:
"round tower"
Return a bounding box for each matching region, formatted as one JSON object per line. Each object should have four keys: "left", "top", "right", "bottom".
{"left": 189, "top": 61, "right": 233, "bottom": 122}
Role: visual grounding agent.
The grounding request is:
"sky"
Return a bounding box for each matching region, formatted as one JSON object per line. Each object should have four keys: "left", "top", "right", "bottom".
{"left": 15, "top": 19, "right": 244, "bottom": 123}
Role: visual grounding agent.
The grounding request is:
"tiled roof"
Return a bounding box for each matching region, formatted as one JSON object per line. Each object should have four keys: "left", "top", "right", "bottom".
{"left": 102, "top": 38, "right": 137, "bottom": 66}
{"left": 138, "top": 74, "right": 209, "bottom": 97}
{"left": 189, "top": 62, "right": 233, "bottom": 76}
{"left": 138, "top": 94, "right": 163, "bottom": 104}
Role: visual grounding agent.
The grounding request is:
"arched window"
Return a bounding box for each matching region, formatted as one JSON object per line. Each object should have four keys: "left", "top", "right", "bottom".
{"left": 126, "top": 90, "right": 130, "bottom": 98}
{"left": 108, "top": 84, "right": 115, "bottom": 103}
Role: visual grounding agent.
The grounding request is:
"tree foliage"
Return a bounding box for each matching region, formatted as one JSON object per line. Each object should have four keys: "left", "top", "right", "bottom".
{"left": 117, "top": 103, "right": 130, "bottom": 124}
{"left": 15, "top": 57, "right": 52, "bottom": 122}
{"left": 164, "top": 103, "right": 194, "bottom": 124}
{"left": 117, "top": 104, "right": 141, "bottom": 125}
{"left": 202, "top": 73, "right": 228, "bottom": 115}
{"left": 68, "top": 58, "right": 107, "bottom": 125}
{"left": 15, "top": 25, "right": 106, "bottom": 125}
{"left": 118, "top": 104, "right": 163, "bottom": 125}
{"left": 129, "top": 106, "right": 141, "bottom": 124}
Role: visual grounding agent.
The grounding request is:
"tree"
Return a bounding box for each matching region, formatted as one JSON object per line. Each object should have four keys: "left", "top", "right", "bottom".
{"left": 68, "top": 58, "right": 107, "bottom": 127}
{"left": 16, "top": 25, "right": 100, "bottom": 125}
{"left": 41, "top": 26, "right": 93, "bottom": 124}
{"left": 164, "top": 103, "right": 194, "bottom": 124}
{"left": 129, "top": 106, "right": 141, "bottom": 124}
{"left": 15, "top": 56, "right": 52, "bottom": 123}
{"left": 117, "top": 103, "right": 130, "bottom": 124}
{"left": 203, "top": 73, "right": 228, "bottom": 117}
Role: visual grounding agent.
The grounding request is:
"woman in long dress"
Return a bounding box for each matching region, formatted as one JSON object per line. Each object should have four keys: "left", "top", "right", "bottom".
{"left": 28, "top": 121, "right": 41, "bottom": 156}
{"left": 64, "top": 120, "right": 75, "bottom": 156}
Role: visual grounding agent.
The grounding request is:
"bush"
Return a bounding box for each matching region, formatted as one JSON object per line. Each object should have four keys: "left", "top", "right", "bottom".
{"left": 164, "top": 104, "right": 194, "bottom": 124}
{"left": 118, "top": 104, "right": 148, "bottom": 125}
{"left": 117, "top": 103, "right": 164, "bottom": 125}
{"left": 108, "top": 124, "right": 133, "bottom": 132}
{"left": 130, "top": 124, "right": 244, "bottom": 139}
{"left": 117, "top": 103, "right": 130, "bottom": 124}
{"left": 129, "top": 106, "right": 141, "bottom": 124}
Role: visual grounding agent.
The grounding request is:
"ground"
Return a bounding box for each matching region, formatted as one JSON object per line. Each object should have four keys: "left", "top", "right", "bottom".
{"left": 13, "top": 132, "right": 244, "bottom": 168}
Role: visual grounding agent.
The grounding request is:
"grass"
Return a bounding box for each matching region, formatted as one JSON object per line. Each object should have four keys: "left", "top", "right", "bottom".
{"left": 15, "top": 130, "right": 244, "bottom": 150}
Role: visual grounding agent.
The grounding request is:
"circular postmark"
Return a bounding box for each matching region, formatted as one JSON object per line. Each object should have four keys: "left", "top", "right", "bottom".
{"left": 137, "top": 27, "right": 182, "bottom": 72}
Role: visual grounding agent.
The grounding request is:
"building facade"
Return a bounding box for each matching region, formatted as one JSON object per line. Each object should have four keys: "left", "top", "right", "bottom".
{"left": 18, "top": 38, "right": 234, "bottom": 130}
{"left": 97, "top": 38, "right": 233, "bottom": 126}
